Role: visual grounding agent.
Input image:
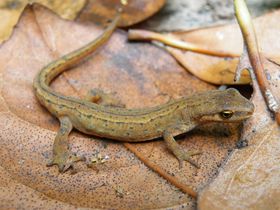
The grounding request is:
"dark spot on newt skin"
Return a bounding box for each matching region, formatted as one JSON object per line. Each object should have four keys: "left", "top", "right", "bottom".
{"left": 1, "top": 0, "right": 22, "bottom": 9}
{"left": 59, "top": 105, "right": 65, "bottom": 109}
{"left": 60, "top": 127, "right": 67, "bottom": 135}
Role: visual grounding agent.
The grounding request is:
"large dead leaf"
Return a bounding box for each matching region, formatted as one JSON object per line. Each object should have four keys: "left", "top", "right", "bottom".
{"left": 198, "top": 40, "right": 280, "bottom": 210}
{"left": 197, "top": 2, "right": 280, "bottom": 207}
{"left": 0, "top": 0, "right": 87, "bottom": 44}
{"left": 169, "top": 10, "right": 280, "bottom": 85}
{"left": 131, "top": 10, "right": 280, "bottom": 85}
{"left": 169, "top": 10, "right": 280, "bottom": 59}
{"left": 0, "top": 0, "right": 165, "bottom": 44}
{"left": 0, "top": 166, "right": 78, "bottom": 209}
{"left": 0, "top": 5, "right": 247, "bottom": 209}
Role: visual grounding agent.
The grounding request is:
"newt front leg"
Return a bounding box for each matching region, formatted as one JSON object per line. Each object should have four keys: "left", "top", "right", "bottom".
{"left": 47, "top": 116, "right": 84, "bottom": 172}
{"left": 163, "top": 123, "right": 201, "bottom": 168}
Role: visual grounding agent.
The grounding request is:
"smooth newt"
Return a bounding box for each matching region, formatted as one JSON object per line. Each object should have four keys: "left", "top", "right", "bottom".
{"left": 33, "top": 12, "right": 254, "bottom": 172}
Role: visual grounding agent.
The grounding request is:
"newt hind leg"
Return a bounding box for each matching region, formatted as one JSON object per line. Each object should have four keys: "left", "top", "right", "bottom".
{"left": 85, "top": 88, "right": 125, "bottom": 108}
{"left": 163, "top": 123, "right": 202, "bottom": 169}
{"left": 47, "top": 116, "right": 84, "bottom": 172}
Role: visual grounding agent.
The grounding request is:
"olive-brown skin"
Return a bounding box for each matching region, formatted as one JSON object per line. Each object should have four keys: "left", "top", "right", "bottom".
{"left": 33, "top": 13, "right": 254, "bottom": 172}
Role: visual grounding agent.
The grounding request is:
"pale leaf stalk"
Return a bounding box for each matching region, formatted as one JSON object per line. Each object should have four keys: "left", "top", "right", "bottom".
{"left": 128, "top": 29, "right": 239, "bottom": 57}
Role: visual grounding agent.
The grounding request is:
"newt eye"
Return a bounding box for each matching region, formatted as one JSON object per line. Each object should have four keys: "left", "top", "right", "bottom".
{"left": 220, "top": 110, "right": 233, "bottom": 119}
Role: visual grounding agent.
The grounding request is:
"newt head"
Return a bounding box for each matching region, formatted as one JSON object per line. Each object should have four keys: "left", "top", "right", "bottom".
{"left": 194, "top": 88, "right": 254, "bottom": 123}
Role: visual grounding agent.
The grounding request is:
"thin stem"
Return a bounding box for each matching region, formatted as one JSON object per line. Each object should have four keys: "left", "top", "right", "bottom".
{"left": 128, "top": 29, "right": 239, "bottom": 57}
{"left": 234, "top": 0, "right": 280, "bottom": 125}
{"left": 124, "top": 143, "right": 197, "bottom": 198}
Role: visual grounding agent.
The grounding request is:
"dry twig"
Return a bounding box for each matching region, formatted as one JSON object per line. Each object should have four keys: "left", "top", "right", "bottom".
{"left": 128, "top": 29, "right": 239, "bottom": 57}
{"left": 234, "top": 0, "right": 280, "bottom": 125}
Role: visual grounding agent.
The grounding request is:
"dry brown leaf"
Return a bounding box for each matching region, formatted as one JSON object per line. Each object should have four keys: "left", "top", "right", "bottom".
{"left": 160, "top": 10, "right": 280, "bottom": 85}
{"left": 198, "top": 55, "right": 280, "bottom": 209}
{"left": 0, "top": 166, "right": 78, "bottom": 209}
{"left": 166, "top": 49, "right": 250, "bottom": 85}
{"left": 78, "top": 0, "right": 166, "bottom": 27}
{"left": 0, "top": 5, "right": 249, "bottom": 209}
{"left": 0, "top": 0, "right": 86, "bottom": 44}
{"left": 198, "top": 2, "right": 280, "bottom": 206}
